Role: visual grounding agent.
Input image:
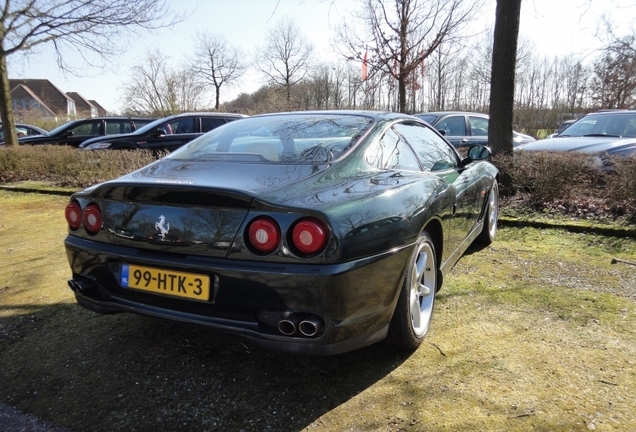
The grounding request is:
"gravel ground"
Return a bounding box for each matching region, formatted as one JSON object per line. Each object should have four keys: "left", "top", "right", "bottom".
{"left": 0, "top": 404, "right": 70, "bottom": 432}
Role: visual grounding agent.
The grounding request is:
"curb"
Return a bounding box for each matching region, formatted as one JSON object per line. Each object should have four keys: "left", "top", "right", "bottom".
{"left": 0, "top": 185, "right": 75, "bottom": 196}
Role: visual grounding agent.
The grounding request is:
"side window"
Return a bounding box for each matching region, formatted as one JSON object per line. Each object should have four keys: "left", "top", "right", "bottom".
{"left": 105, "top": 121, "right": 126, "bottom": 134}
{"left": 68, "top": 121, "right": 98, "bottom": 136}
{"left": 435, "top": 116, "right": 466, "bottom": 136}
{"left": 469, "top": 116, "right": 488, "bottom": 136}
{"left": 159, "top": 121, "right": 175, "bottom": 134}
{"left": 365, "top": 127, "right": 420, "bottom": 171}
{"left": 394, "top": 123, "right": 458, "bottom": 171}
{"left": 173, "top": 118, "right": 195, "bottom": 134}
{"left": 132, "top": 119, "right": 154, "bottom": 130}
{"left": 201, "top": 118, "right": 227, "bottom": 132}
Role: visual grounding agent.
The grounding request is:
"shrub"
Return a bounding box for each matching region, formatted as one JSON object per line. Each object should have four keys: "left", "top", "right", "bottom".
{"left": 491, "top": 151, "right": 635, "bottom": 222}
{"left": 607, "top": 157, "right": 636, "bottom": 201}
{"left": 495, "top": 151, "right": 604, "bottom": 202}
{"left": 1, "top": 145, "right": 634, "bottom": 222}
{"left": 0, "top": 146, "right": 159, "bottom": 188}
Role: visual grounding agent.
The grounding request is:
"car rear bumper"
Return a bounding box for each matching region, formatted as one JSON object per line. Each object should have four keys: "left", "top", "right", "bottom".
{"left": 65, "top": 235, "right": 411, "bottom": 355}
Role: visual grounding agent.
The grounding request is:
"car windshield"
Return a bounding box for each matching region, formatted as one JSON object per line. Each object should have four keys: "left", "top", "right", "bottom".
{"left": 167, "top": 113, "right": 375, "bottom": 164}
{"left": 559, "top": 113, "right": 636, "bottom": 138}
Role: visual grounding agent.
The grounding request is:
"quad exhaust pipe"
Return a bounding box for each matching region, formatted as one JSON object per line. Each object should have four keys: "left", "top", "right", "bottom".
{"left": 277, "top": 313, "right": 324, "bottom": 337}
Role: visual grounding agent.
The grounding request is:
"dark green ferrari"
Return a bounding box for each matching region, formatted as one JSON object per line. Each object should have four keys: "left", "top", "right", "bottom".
{"left": 64, "top": 111, "right": 499, "bottom": 355}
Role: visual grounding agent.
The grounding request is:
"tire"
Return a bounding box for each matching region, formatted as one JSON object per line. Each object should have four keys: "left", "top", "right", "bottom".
{"left": 476, "top": 180, "right": 499, "bottom": 245}
{"left": 387, "top": 231, "right": 437, "bottom": 350}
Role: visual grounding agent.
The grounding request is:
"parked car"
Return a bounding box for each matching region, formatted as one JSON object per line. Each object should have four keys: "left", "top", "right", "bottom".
{"left": 0, "top": 123, "right": 48, "bottom": 140}
{"left": 79, "top": 112, "right": 247, "bottom": 152}
{"left": 513, "top": 131, "right": 536, "bottom": 146}
{"left": 414, "top": 111, "right": 536, "bottom": 147}
{"left": 546, "top": 119, "right": 577, "bottom": 138}
{"left": 515, "top": 110, "right": 636, "bottom": 157}
{"left": 8, "top": 117, "right": 156, "bottom": 147}
{"left": 64, "top": 110, "right": 499, "bottom": 355}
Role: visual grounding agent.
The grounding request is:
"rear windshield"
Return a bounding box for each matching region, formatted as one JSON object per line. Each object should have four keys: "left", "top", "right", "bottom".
{"left": 167, "top": 114, "right": 375, "bottom": 163}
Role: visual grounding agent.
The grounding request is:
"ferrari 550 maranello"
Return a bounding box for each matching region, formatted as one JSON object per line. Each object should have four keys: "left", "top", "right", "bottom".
{"left": 64, "top": 111, "right": 499, "bottom": 355}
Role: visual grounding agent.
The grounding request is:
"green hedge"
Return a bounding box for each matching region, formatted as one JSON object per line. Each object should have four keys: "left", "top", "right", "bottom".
{"left": 1, "top": 145, "right": 635, "bottom": 221}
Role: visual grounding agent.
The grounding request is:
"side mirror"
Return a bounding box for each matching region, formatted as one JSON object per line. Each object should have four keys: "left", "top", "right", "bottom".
{"left": 466, "top": 145, "right": 492, "bottom": 161}
{"left": 153, "top": 129, "right": 167, "bottom": 137}
{"left": 63, "top": 131, "right": 74, "bottom": 138}
{"left": 437, "top": 129, "right": 446, "bottom": 136}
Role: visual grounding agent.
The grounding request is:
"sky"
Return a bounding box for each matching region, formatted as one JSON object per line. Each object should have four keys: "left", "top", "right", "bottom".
{"left": 7, "top": 0, "right": 635, "bottom": 114}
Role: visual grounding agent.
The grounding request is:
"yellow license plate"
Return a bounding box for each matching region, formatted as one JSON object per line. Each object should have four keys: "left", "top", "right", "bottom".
{"left": 120, "top": 264, "right": 210, "bottom": 301}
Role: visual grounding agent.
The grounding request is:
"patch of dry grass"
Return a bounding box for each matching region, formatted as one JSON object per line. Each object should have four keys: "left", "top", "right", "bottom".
{"left": 0, "top": 191, "right": 635, "bottom": 431}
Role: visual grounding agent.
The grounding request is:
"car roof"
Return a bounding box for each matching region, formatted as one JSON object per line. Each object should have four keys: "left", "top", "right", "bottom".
{"left": 165, "top": 112, "right": 248, "bottom": 118}
{"left": 415, "top": 111, "right": 488, "bottom": 116}
{"left": 71, "top": 116, "right": 155, "bottom": 120}
{"left": 585, "top": 109, "right": 636, "bottom": 116}
{"left": 250, "top": 110, "right": 417, "bottom": 122}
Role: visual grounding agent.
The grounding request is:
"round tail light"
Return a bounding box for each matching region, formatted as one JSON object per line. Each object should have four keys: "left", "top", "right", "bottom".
{"left": 247, "top": 216, "right": 281, "bottom": 254}
{"left": 291, "top": 218, "right": 328, "bottom": 255}
{"left": 65, "top": 201, "right": 82, "bottom": 230}
{"left": 82, "top": 203, "right": 103, "bottom": 235}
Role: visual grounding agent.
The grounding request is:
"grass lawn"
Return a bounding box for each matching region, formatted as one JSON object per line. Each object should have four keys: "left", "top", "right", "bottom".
{"left": 1, "top": 190, "right": 635, "bottom": 431}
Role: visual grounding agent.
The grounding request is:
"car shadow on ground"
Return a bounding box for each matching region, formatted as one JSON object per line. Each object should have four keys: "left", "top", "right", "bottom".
{"left": 0, "top": 302, "right": 414, "bottom": 431}
{"left": 461, "top": 241, "right": 490, "bottom": 256}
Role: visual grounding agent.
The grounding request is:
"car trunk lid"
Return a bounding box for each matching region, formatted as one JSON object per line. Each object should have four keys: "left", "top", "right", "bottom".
{"left": 92, "top": 160, "right": 329, "bottom": 257}
{"left": 96, "top": 186, "right": 251, "bottom": 257}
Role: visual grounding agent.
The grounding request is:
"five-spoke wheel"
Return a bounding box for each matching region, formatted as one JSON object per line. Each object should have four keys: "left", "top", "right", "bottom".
{"left": 387, "top": 231, "right": 437, "bottom": 349}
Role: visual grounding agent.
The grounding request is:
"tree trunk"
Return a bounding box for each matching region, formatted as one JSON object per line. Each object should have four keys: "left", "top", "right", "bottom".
{"left": 0, "top": 52, "right": 18, "bottom": 147}
{"left": 398, "top": 74, "right": 406, "bottom": 113}
{"left": 214, "top": 84, "right": 221, "bottom": 110}
{"left": 488, "top": 0, "right": 521, "bottom": 194}
{"left": 488, "top": 0, "right": 521, "bottom": 157}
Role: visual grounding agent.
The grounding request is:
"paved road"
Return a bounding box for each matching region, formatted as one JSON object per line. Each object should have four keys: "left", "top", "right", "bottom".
{"left": 0, "top": 404, "right": 70, "bottom": 432}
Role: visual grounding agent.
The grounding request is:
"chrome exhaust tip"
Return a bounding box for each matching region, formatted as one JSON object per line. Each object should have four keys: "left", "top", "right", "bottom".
{"left": 299, "top": 316, "right": 323, "bottom": 337}
{"left": 278, "top": 313, "right": 301, "bottom": 336}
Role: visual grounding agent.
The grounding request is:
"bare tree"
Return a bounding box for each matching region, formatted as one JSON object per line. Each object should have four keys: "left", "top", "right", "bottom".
{"left": 190, "top": 32, "right": 247, "bottom": 110}
{"left": 591, "top": 34, "right": 636, "bottom": 109}
{"left": 302, "top": 62, "right": 349, "bottom": 110}
{"left": 0, "top": 0, "right": 181, "bottom": 147}
{"left": 561, "top": 57, "right": 589, "bottom": 113}
{"left": 335, "top": 0, "right": 484, "bottom": 113}
{"left": 425, "top": 41, "right": 462, "bottom": 111}
{"left": 122, "top": 49, "right": 206, "bottom": 116}
{"left": 254, "top": 18, "right": 314, "bottom": 107}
